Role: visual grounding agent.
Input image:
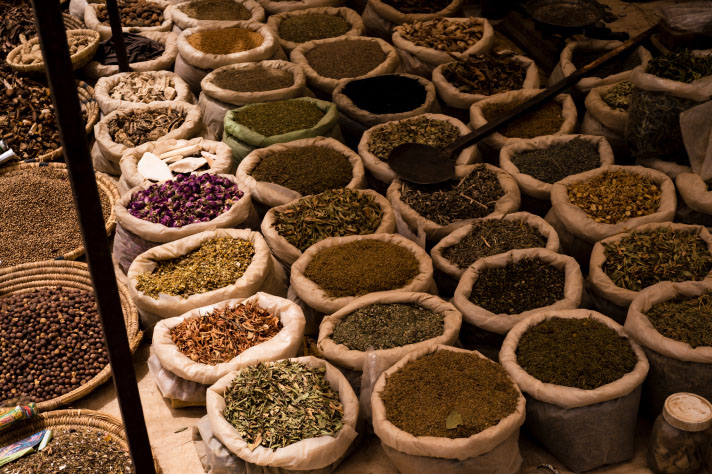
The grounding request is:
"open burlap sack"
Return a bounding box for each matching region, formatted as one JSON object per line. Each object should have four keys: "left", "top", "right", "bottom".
{"left": 262, "top": 189, "right": 396, "bottom": 267}
{"left": 95, "top": 71, "right": 193, "bottom": 115}
{"left": 168, "top": 0, "right": 265, "bottom": 29}
{"left": 677, "top": 172, "right": 712, "bottom": 215}
{"left": 387, "top": 164, "right": 520, "bottom": 243}
{"left": 371, "top": 344, "right": 526, "bottom": 474}
{"left": 127, "top": 228, "right": 288, "bottom": 327}
{"left": 290, "top": 36, "right": 399, "bottom": 96}
{"left": 206, "top": 356, "right": 359, "bottom": 472}
{"left": 118, "top": 137, "right": 234, "bottom": 195}
{"left": 358, "top": 113, "right": 478, "bottom": 186}
{"left": 499, "top": 134, "right": 615, "bottom": 201}
{"left": 470, "top": 90, "right": 577, "bottom": 151}
{"left": 82, "top": 31, "right": 179, "bottom": 80}
{"left": 362, "top": 0, "right": 463, "bottom": 39}
{"left": 259, "top": 0, "right": 346, "bottom": 15}
{"left": 584, "top": 82, "right": 628, "bottom": 135}
{"left": 84, "top": 0, "right": 173, "bottom": 40}
{"left": 499, "top": 309, "right": 649, "bottom": 472}
{"left": 268, "top": 7, "right": 364, "bottom": 53}
{"left": 453, "top": 248, "right": 583, "bottom": 336}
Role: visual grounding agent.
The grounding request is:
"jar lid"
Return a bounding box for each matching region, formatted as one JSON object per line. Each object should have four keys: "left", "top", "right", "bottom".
{"left": 663, "top": 393, "right": 712, "bottom": 432}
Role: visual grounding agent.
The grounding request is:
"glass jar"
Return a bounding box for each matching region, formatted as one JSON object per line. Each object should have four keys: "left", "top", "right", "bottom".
{"left": 647, "top": 392, "right": 712, "bottom": 474}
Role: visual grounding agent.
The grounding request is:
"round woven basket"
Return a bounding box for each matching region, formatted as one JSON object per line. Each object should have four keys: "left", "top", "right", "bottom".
{"left": 63, "top": 13, "right": 86, "bottom": 31}
{"left": 0, "top": 162, "right": 119, "bottom": 262}
{"left": 0, "top": 260, "right": 143, "bottom": 411}
{"left": 6, "top": 29, "right": 100, "bottom": 74}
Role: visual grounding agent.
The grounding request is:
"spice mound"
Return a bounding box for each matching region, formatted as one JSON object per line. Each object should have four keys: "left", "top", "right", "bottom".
{"left": 482, "top": 100, "right": 563, "bottom": 139}
{"left": 443, "top": 219, "right": 547, "bottom": 270}
{"left": 382, "top": 0, "right": 451, "bottom": 14}
{"left": 341, "top": 75, "right": 427, "bottom": 115}
{"left": 128, "top": 173, "right": 243, "bottom": 227}
{"left": 469, "top": 257, "right": 565, "bottom": 314}
{"left": 603, "top": 81, "right": 633, "bottom": 112}
{"left": 96, "top": 0, "right": 165, "bottom": 27}
{"left": 646, "top": 293, "right": 712, "bottom": 349}
{"left": 211, "top": 67, "right": 294, "bottom": 93}
{"left": 332, "top": 303, "right": 444, "bottom": 351}
{"left": 223, "top": 361, "right": 344, "bottom": 450}
{"left": 251, "top": 145, "right": 352, "bottom": 195}
{"left": 278, "top": 14, "right": 350, "bottom": 43}
{"left": 135, "top": 237, "right": 255, "bottom": 298}
{"left": 400, "top": 17, "right": 482, "bottom": 53}
{"left": 645, "top": 49, "right": 712, "bottom": 83}
{"left": 231, "top": 100, "right": 324, "bottom": 137}
{"left": 441, "top": 53, "right": 526, "bottom": 95}
{"left": 107, "top": 107, "right": 187, "bottom": 148}
{"left": 304, "top": 240, "right": 419, "bottom": 298}
{"left": 516, "top": 317, "right": 638, "bottom": 389}
{"left": 96, "top": 32, "right": 165, "bottom": 65}
{"left": 368, "top": 115, "right": 460, "bottom": 161}
{"left": 512, "top": 137, "right": 601, "bottom": 184}
{"left": 602, "top": 228, "right": 712, "bottom": 292}
{"left": 170, "top": 301, "right": 282, "bottom": 365}
{"left": 381, "top": 350, "right": 519, "bottom": 438}
{"left": 572, "top": 49, "right": 640, "bottom": 78}
{"left": 274, "top": 189, "right": 383, "bottom": 252}
{"left": 305, "top": 39, "right": 386, "bottom": 79}
{"left": 186, "top": 27, "right": 263, "bottom": 55}
{"left": 567, "top": 170, "right": 661, "bottom": 224}
{"left": 0, "top": 287, "right": 108, "bottom": 405}
{"left": 109, "top": 72, "right": 178, "bottom": 103}
{"left": 0, "top": 168, "right": 111, "bottom": 268}
{"left": 179, "top": 0, "right": 252, "bottom": 21}
{"left": 400, "top": 164, "right": 505, "bottom": 226}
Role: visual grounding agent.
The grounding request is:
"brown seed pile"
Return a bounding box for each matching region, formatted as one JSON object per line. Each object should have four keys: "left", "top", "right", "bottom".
{"left": 482, "top": 101, "right": 564, "bottom": 139}
{"left": 0, "top": 287, "right": 108, "bottom": 405}
{"left": 107, "top": 108, "right": 186, "bottom": 148}
{"left": 186, "top": 28, "right": 264, "bottom": 55}
{"left": 211, "top": 67, "right": 294, "bottom": 92}
{"left": 179, "top": 0, "right": 252, "bottom": 21}
{"left": 305, "top": 40, "right": 386, "bottom": 79}
{"left": 96, "top": 0, "right": 165, "bottom": 27}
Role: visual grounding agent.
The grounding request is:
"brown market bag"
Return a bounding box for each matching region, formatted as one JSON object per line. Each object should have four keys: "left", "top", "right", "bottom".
{"left": 127, "top": 228, "right": 288, "bottom": 327}
{"left": 676, "top": 172, "right": 712, "bottom": 215}
{"left": 268, "top": 7, "right": 365, "bottom": 54}
{"left": 499, "top": 309, "right": 649, "bottom": 472}
{"left": 84, "top": 0, "right": 173, "bottom": 40}
{"left": 387, "top": 164, "right": 521, "bottom": 243}
{"left": 469, "top": 90, "right": 578, "bottom": 151}
{"left": 168, "top": 0, "right": 265, "bottom": 29}
{"left": 362, "top": 0, "right": 463, "bottom": 39}
{"left": 261, "top": 189, "right": 396, "bottom": 267}
{"left": 260, "top": 0, "right": 346, "bottom": 15}
{"left": 371, "top": 344, "right": 526, "bottom": 474}
{"left": 94, "top": 71, "right": 193, "bottom": 115}
{"left": 625, "top": 281, "right": 712, "bottom": 416}
{"left": 205, "top": 356, "right": 359, "bottom": 473}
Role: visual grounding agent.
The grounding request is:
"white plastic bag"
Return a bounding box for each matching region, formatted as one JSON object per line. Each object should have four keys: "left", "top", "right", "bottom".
{"left": 681, "top": 99, "right": 712, "bottom": 180}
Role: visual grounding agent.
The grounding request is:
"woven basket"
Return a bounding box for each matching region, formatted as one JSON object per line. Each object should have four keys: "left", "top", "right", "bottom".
{"left": 0, "top": 261, "right": 143, "bottom": 411}
{"left": 6, "top": 29, "right": 100, "bottom": 74}
{"left": 63, "top": 13, "right": 85, "bottom": 30}
{"left": 0, "top": 162, "right": 119, "bottom": 261}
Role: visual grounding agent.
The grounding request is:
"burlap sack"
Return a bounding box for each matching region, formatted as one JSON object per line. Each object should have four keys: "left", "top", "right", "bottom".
{"left": 84, "top": 0, "right": 173, "bottom": 40}
{"left": 82, "top": 31, "right": 179, "bottom": 80}
{"left": 94, "top": 101, "right": 202, "bottom": 171}
{"left": 262, "top": 189, "right": 396, "bottom": 267}
{"left": 499, "top": 134, "right": 615, "bottom": 201}
{"left": 236, "top": 136, "right": 366, "bottom": 209}
{"left": 94, "top": 71, "right": 193, "bottom": 115}
{"left": 433, "top": 53, "right": 539, "bottom": 110}
{"left": 371, "top": 344, "right": 526, "bottom": 474}
{"left": 119, "top": 137, "right": 234, "bottom": 194}
{"left": 259, "top": 0, "right": 346, "bottom": 15}
{"left": 499, "top": 309, "right": 649, "bottom": 472}
{"left": 168, "top": 0, "right": 265, "bottom": 29}
{"left": 358, "top": 113, "right": 478, "bottom": 185}
{"left": 362, "top": 0, "right": 463, "bottom": 39}
{"left": 206, "top": 356, "right": 359, "bottom": 472}
{"left": 268, "top": 7, "right": 364, "bottom": 53}
{"left": 127, "top": 228, "right": 288, "bottom": 327}
{"left": 290, "top": 36, "right": 399, "bottom": 95}
{"left": 677, "top": 172, "right": 712, "bottom": 215}
{"left": 290, "top": 233, "right": 436, "bottom": 315}
{"left": 391, "top": 17, "right": 494, "bottom": 77}
{"left": 682, "top": 99, "right": 712, "bottom": 180}
{"left": 584, "top": 82, "right": 628, "bottom": 135}
{"left": 199, "top": 93, "right": 235, "bottom": 141}
{"left": 387, "top": 164, "right": 521, "bottom": 243}
{"left": 469, "top": 90, "right": 578, "bottom": 151}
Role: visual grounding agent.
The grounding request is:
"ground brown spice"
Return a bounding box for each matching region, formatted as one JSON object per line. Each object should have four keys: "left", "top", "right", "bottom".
{"left": 187, "top": 28, "right": 263, "bottom": 55}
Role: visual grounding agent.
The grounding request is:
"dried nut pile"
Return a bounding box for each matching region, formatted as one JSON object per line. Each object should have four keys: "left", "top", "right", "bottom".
{"left": 96, "top": 0, "right": 165, "bottom": 27}
{"left": 399, "top": 17, "right": 483, "bottom": 52}
{"left": 17, "top": 35, "right": 92, "bottom": 65}
{"left": 107, "top": 108, "right": 186, "bottom": 148}
{"left": 109, "top": 72, "right": 178, "bottom": 103}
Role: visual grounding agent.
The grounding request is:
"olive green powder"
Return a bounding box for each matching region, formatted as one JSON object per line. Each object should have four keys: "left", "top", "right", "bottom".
{"left": 231, "top": 100, "right": 324, "bottom": 137}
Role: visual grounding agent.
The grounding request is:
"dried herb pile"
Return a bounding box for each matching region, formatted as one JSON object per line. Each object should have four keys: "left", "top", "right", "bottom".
{"left": 603, "top": 81, "right": 634, "bottom": 111}
{"left": 441, "top": 53, "right": 526, "bottom": 95}
{"left": 482, "top": 101, "right": 563, "bottom": 139}
{"left": 231, "top": 100, "right": 324, "bottom": 137}
{"left": 108, "top": 72, "right": 178, "bottom": 103}
{"left": 511, "top": 138, "right": 601, "bottom": 184}
{"left": 368, "top": 116, "right": 460, "bottom": 161}
{"left": 108, "top": 107, "right": 186, "bottom": 148}
{"left": 646, "top": 293, "right": 712, "bottom": 348}
{"left": 186, "top": 27, "right": 264, "bottom": 55}
{"left": 211, "top": 67, "right": 294, "bottom": 92}
{"left": 96, "top": 0, "right": 164, "bottom": 27}
{"left": 304, "top": 40, "right": 386, "bottom": 79}
{"left": 278, "top": 14, "right": 350, "bottom": 43}
{"left": 179, "top": 0, "right": 252, "bottom": 20}
{"left": 645, "top": 49, "right": 712, "bottom": 83}
{"left": 96, "top": 32, "right": 165, "bottom": 64}
{"left": 399, "top": 17, "right": 482, "bottom": 53}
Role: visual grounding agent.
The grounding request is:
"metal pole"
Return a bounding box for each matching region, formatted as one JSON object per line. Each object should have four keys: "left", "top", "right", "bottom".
{"left": 104, "top": 0, "right": 130, "bottom": 72}
{"left": 29, "top": 3, "right": 156, "bottom": 473}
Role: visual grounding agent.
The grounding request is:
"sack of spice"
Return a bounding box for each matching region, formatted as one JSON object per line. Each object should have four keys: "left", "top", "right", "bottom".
{"left": 625, "top": 280, "right": 712, "bottom": 416}
{"left": 267, "top": 7, "right": 365, "bottom": 54}
{"left": 94, "top": 71, "right": 193, "bottom": 115}
{"left": 587, "top": 222, "right": 712, "bottom": 322}
{"left": 581, "top": 80, "right": 632, "bottom": 144}
{"left": 236, "top": 136, "right": 366, "bottom": 210}
{"left": 259, "top": 0, "right": 346, "bottom": 15}
{"left": 82, "top": 31, "right": 179, "bottom": 80}
{"left": 290, "top": 36, "right": 399, "bottom": 96}
{"left": 93, "top": 101, "right": 202, "bottom": 176}
{"left": 676, "top": 172, "right": 712, "bottom": 216}
{"left": 168, "top": 0, "right": 266, "bottom": 30}
{"left": 499, "top": 309, "right": 649, "bottom": 472}
{"left": 433, "top": 51, "right": 540, "bottom": 110}
{"left": 127, "top": 229, "right": 288, "bottom": 327}
{"left": 387, "top": 163, "right": 521, "bottom": 243}
{"left": 206, "top": 356, "right": 359, "bottom": 472}
{"left": 391, "top": 17, "right": 494, "bottom": 77}
{"left": 469, "top": 90, "right": 578, "bottom": 151}
{"left": 361, "top": 0, "right": 464, "bottom": 40}
{"left": 262, "top": 189, "right": 396, "bottom": 268}
{"left": 358, "top": 113, "right": 478, "bottom": 186}
{"left": 84, "top": 0, "right": 173, "bottom": 41}
{"left": 371, "top": 344, "right": 526, "bottom": 474}
{"left": 222, "top": 97, "right": 341, "bottom": 164}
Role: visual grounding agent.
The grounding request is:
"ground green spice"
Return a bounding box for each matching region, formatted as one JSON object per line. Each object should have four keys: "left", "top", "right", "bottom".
{"left": 381, "top": 350, "right": 519, "bottom": 438}
{"left": 368, "top": 116, "right": 460, "bottom": 161}
{"left": 646, "top": 293, "right": 712, "bottom": 348}
{"left": 482, "top": 101, "right": 563, "bottom": 139}
{"left": 603, "top": 81, "right": 634, "bottom": 111}
{"left": 516, "top": 317, "right": 638, "bottom": 389}
{"left": 178, "top": 0, "right": 251, "bottom": 20}
{"left": 251, "top": 145, "right": 352, "bottom": 195}
{"left": 278, "top": 14, "right": 350, "bottom": 43}
{"left": 511, "top": 138, "right": 601, "bottom": 184}
{"left": 231, "top": 100, "right": 324, "bottom": 137}
{"left": 332, "top": 303, "right": 444, "bottom": 351}
{"left": 304, "top": 40, "right": 386, "bottom": 79}
{"left": 135, "top": 237, "right": 255, "bottom": 298}
{"left": 304, "top": 240, "right": 419, "bottom": 298}
{"left": 212, "top": 67, "right": 294, "bottom": 92}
